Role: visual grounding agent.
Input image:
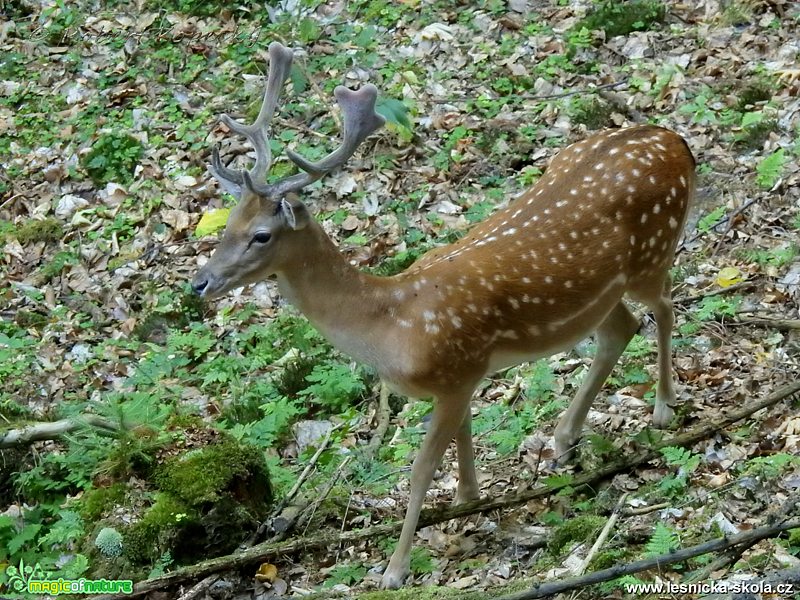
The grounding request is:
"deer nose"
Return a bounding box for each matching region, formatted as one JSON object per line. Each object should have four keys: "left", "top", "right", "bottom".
{"left": 192, "top": 277, "right": 209, "bottom": 296}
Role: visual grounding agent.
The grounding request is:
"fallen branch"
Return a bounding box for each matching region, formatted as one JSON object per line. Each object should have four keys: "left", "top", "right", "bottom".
{"left": 673, "top": 280, "right": 759, "bottom": 306}
{"left": 730, "top": 317, "right": 800, "bottom": 331}
{"left": 0, "top": 415, "right": 118, "bottom": 448}
{"left": 94, "top": 380, "right": 800, "bottom": 599}
{"left": 496, "top": 517, "right": 800, "bottom": 600}
{"left": 685, "top": 494, "right": 799, "bottom": 585}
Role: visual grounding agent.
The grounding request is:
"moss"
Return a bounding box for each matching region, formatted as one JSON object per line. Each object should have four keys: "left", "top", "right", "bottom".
{"left": 122, "top": 493, "right": 200, "bottom": 564}
{"left": 155, "top": 438, "right": 272, "bottom": 511}
{"left": 549, "top": 514, "right": 607, "bottom": 555}
{"left": 79, "top": 483, "right": 128, "bottom": 522}
{"left": 578, "top": 0, "right": 666, "bottom": 38}
{"left": 589, "top": 547, "right": 632, "bottom": 570}
{"left": 15, "top": 217, "right": 63, "bottom": 245}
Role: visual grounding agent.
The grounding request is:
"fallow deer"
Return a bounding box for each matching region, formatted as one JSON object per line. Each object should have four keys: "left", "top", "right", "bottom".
{"left": 192, "top": 42, "right": 695, "bottom": 589}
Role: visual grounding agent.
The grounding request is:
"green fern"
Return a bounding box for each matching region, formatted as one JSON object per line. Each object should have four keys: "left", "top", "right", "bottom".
{"left": 756, "top": 148, "right": 786, "bottom": 189}
{"left": 660, "top": 446, "right": 701, "bottom": 474}
{"left": 599, "top": 574, "right": 648, "bottom": 593}
{"left": 645, "top": 522, "right": 679, "bottom": 557}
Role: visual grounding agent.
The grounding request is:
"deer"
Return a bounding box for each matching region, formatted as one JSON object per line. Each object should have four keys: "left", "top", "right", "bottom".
{"left": 191, "top": 42, "right": 695, "bottom": 589}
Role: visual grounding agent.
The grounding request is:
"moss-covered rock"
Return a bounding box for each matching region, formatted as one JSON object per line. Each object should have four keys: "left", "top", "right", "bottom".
{"left": 156, "top": 438, "right": 272, "bottom": 511}
{"left": 77, "top": 432, "right": 272, "bottom": 578}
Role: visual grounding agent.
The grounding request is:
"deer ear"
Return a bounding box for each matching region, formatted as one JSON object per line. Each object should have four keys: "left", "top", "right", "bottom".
{"left": 279, "top": 196, "right": 310, "bottom": 230}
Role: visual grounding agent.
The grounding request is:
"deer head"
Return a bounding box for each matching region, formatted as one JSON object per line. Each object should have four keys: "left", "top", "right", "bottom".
{"left": 192, "top": 42, "right": 385, "bottom": 298}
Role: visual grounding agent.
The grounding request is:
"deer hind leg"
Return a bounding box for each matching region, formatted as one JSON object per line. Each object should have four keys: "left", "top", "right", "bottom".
{"left": 630, "top": 274, "right": 677, "bottom": 428}
{"left": 554, "top": 301, "right": 640, "bottom": 461}
{"left": 382, "top": 392, "right": 472, "bottom": 589}
{"left": 454, "top": 408, "right": 479, "bottom": 504}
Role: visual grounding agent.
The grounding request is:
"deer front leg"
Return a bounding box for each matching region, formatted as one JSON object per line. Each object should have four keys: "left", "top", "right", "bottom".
{"left": 382, "top": 394, "right": 471, "bottom": 589}
{"left": 553, "top": 301, "right": 640, "bottom": 461}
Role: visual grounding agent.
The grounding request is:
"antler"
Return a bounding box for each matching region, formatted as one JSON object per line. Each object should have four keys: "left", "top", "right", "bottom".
{"left": 210, "top": 41, "right": 294, "bottom": 198}
{"left": 210, "top": 42, "right": 385, "bottom": 199}
{"left": 255, "top": 84, "right": 386, "bottom": 197}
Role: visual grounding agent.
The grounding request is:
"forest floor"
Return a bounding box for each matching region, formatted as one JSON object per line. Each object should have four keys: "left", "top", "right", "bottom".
{"left": 1, "top": 0, "right": 800, "bottom": 599}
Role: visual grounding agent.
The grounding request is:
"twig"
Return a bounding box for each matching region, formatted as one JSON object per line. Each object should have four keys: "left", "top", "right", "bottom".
{"left": 495, "top": 518, "right": 800, "bottom": 600}
{"left": 0, "top": 415, "right": 118, "bottom": 448}
{"left": 729, "top": 318, "right": 800, "bottom": 331}
{"left": 293, "top": 454, "right": 352, "bottom": 536}
{"left": 0, "top": 192, "right": 23, "bottom": 212}
{"left": 673, "top": 280, "right": 759, "bottom": 306}
{"left": 93, "top": 380, "right": 800, "bottom": 598}
{"left": 577, "top": 493, "right": 628, "bottom": 576}
{"left": 284, "top": 426, "right": 337, "bottom": 505}
{"left": 621, "top": 502, "right": 670, "bottom": 517}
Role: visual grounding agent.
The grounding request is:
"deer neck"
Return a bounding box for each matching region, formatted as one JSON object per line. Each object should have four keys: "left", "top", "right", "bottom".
{"left": 274, "top": 222, "right": 398, "bottom": 365}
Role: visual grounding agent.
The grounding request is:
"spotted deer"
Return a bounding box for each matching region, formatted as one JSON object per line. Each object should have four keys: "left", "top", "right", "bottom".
{"left": 192, "top": 42, "right": 695, "bottom": 589}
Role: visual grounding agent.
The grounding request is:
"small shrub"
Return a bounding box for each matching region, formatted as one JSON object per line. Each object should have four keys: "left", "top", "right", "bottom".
{"left": 578, "top": 0, "right": 667, "bottom": 38}
{"left": 81, "top": 132, "right": 143, "bottom": 185}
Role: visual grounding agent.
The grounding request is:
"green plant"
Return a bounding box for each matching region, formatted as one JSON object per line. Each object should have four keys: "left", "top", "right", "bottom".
{"left": 323, "top": 562, "right": 367, "bottom": 587}
{"left": 735, "top": 111, "right": 778, "bottom": 150}
{"left": 694, "top": 295, "right": 741, "bottom": 321}
{"left": 95, "top": 527, "right": 124, "bottom": 558}
{"left": 410, "top": 547, "right": 436, "bottom": 575}
{"left": 736, "top": 77, "right": 774, "bottom": 110}
{"left": 658, "top": 446, "right": 701, "bottom": 497}
{"left": 679, "top": 88, "right": 719, "bottom": 125}
{"left": 697, "top": 205, "right": 727, "bottom": 233}
{"left": 577, "top": 0, "right": 666, "bottom": 38}
{"left": 299, "top": 362, "right": 367, "bottom": 413}
{"left": 739, "top": 244, "right": 797, "bottom": 269}
{"left": 645, "top": 522, "right": 679, "bottom": 556}
{"left": 81, "top": 131, "right": 143, "bottom": 185}
{"left": 740, "top": 453, "right": 800, "bottom": 479}
{"left": 756, "top": 148, "right": 786, "bottom": 189}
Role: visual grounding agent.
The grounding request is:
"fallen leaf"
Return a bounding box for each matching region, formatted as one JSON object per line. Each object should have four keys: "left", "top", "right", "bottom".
{"left": 195, "top": 208, "right": 231, "bottom": 237}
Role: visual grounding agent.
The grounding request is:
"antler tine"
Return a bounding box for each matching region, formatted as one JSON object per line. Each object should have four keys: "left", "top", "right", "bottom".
{"left": 210, "top": 42, "right": 294, "bottom": 196}
{"left": 263, "top": 84, "right": 385, "bottom": 197}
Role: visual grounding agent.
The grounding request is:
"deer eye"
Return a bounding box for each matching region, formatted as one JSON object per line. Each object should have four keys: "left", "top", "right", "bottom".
{"left": 252, "top": 232, "right": 272, "bottom": 244}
